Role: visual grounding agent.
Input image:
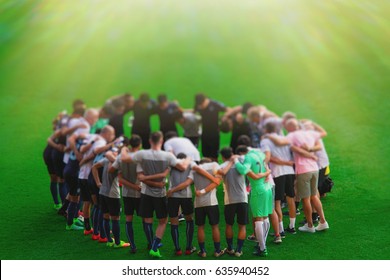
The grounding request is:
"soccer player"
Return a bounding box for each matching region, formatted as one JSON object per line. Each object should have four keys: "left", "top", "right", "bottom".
{"left": 163, "top": 131, "right": 201, "bottom": 163}
{"left": 120, "top": 131, "right": 191, "bottom": 258}
{"left": 155, "top": 94, "right": 182, "bottom": 137}
{"left": 177, "top": 110, "right": 202, "bottom": 147}
{"left": 218, "top": 147, "right": 248, "bottom": 257}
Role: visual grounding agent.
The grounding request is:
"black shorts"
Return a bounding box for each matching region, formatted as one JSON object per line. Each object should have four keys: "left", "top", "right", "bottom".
{"left": 51, "top": 149, "right": 65, "bottom": 178}
{"left": 318, "top": 167, "right": 327, "bottom": 191}
{"left": 123, "top": 197, "right": 141, "bottom": 216}
{"left": 79, "top": 179, "right": 91, "bottom": 202}
{"left": 201, "top": 134, "right": 220, "bottom": 159}
{"left": 168, "top": 197, "right": 194, "bottom": 218}
{"left": 139, "top": 194, "right": 167, "bottom": 219}
{"left": 100, "top": 195, "right": 121, "bottom": 216}
{"left": 63, "top": 159, "right": 80, "bottom": 196}
{"left": 87, "top": 172, "right": 101, "bottom": 196}
{"left": 195, "top": 205, "right": 219, "bottom": 226}
{"left": 43, "top": 145, "right": 56, "bottom": 175}
{"left": 224, "top": 203, "right": 249, "bottom": 225}
{"left": 274, "top": 174, "right": 295, "bottom": 200}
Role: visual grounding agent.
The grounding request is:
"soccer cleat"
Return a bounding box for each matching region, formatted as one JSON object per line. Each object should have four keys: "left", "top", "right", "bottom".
{"left": 178, "top": 214, "right": 185, "bottom": 222}
{"left": 185, "top": 247, "right": 197, "bottom": 255}
{"left": 247, "top": 234, "right": 256, "bottom": 242}
{"left": 175, "top": 249, "right": 182, "bottom": 256}
{"left": 226, "top": 248, "right": 235, "bottom": 256}
{"left": 149, "top": 249, "right": 162, "bottom": 258}
{"left": 197, "top": 251, "right": 207, "bottom": 258}
{"left": 273, "top": 235, "right": 282, "bottom": 244}
{"left": 286, "top": 227, "right": 297, "bottom": 234}
{"left": 315, "top": 221, "right": 329, "bottom": 231}
{"left": 106, "top": 240, "right": 115, "bottom": 247}
{"left": 84, "top": 228, "right": 93, "bottom": 235}
{"left": 73, "top": 218, "right": 84, "bottom": 227}
{"left": 66, "top": 223, "right": 84, "bottom": 231}
{"left": 253, "top": 248, "right": 268, "bottom": 257}
{"left": 280, "top": 231, "right": 286, "bottom": 238}
{"left": 296, "top": 208, "right": 301, "bottom": 215}
{"left": 113, "top": 241, "right": 130, "bottom": 249}
{"left": 54, "top": 204, "right": 62, "bottom": 210}
{"left": 298, "top": 223, "right": 315, "bottom": 233}
{"left": 98, "top": 237, "right": 108, "bottom": 243}
{"left": 234, "top": 251, "right": 243, "bottom": 257}
{"left": 92, "top": 233, "right": 100, "bottom": 240}
{"left": 214, "top": 248, "right": 226, "bottom": 257}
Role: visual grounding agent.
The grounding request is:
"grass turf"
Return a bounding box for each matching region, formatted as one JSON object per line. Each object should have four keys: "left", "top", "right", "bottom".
{"left": 0, "top": 0, "right": 389, "bottom": 260}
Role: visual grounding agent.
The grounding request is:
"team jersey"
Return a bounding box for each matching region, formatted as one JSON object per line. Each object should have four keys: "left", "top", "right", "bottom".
{"left": 220, "top": 161, "right": 247, "bottom": 205}
{"left": 190, "top": 162, "right": 219, "bottom": 208}
{"left": 168, "top": 161, "right": 196, "bottom": 198}
{"left": 98, "top": 158, "right": 120, "bottom": 199}
{"left": 112, "top": 153, "right": 141, "bottom": 198}
{"left": 79, "top": 134, "right": 106, "bottom": 179}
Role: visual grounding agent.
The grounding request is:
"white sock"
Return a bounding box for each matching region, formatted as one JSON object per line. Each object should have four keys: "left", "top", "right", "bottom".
{"left": 289, "top": 218, "right": 296, "bottom": 229}
{"left": 254, "top": 221, "right": 265, "bottom": 250}
{"left": 263, "top": 218, "right": 270, "bottom": 240}
{"left": 279, "top": 221, "right": 284, "bottom": 233}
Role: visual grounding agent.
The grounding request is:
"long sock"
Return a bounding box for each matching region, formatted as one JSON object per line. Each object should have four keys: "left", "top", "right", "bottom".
{"left": 84, "top": 218, "right": 91, "bottom": 231}
{"left": 279, "top": 221, "right": 284, "bottom": 233}
{"left": 98, "top": 211, "right": 106, "bottom": 238}
{"left": 254, "top": 221, "right": 265, "bottom": 250}
{"left": 60, "top": 199, "right": 70, "bottom": 212}
{"left": 74, "top": 202, "right": 80, "bottom": 219}
{"left": 125, "top": 221, "right": 136, "bottom": 249}
{"left": 112, "top": 220, "right": 120, "bottom": 245}
{"left": 289, "top": 218, "right": 296, "bottom": 229}
{"left": 264, "top": 218, "right": 270, "bottom": 239}
{"left": 143, "top": 223, "right": 153, "bottom": 248}
{"left": 214, "top": 242, "right": 221, "bottom": 253}
{"left": 151, "top": 237, "right": 161, "bottom": 252}
{"left": 58, "top": 182, "right": 67, "bottom": 203}
{"left": 199, "top": 242, "right": 205, "bottom": 253}
{"left": 67, "top": 202, "right": 77, "bottom": 226}
{"left": 186, "top": 220, "right": 194, "bottom": 250}
{"left": 93, "top": 206, "right": 100, "bottom": 235}
{"left": 226, "top": 237, "right": 233, "bottom": 251}
{"left": 170, "top": 224, "right": 180, "bottom": 251}
{"left": 103, "top": 218, "right": 112, "bottom": 242}
{"left": 50, "top": 182, "right": 59, "bottom": 204}
{"left": 236, "top": 239, "right": 244, "bottom": 253}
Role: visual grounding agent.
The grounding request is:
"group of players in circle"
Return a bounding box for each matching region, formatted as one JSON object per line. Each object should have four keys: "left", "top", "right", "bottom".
{"left": 43, "top": 92, "right": 330, "bottom": 258}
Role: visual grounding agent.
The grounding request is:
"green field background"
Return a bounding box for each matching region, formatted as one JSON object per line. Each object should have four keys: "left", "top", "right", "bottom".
{"left": 0, "top": 0, "right": 389, "bottom": 260}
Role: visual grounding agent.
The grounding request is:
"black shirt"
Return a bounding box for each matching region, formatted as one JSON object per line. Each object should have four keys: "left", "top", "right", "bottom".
{"left": 156, "top": 103, "right": 182, "bottom": 135}
{"left": 196, "top": 99, "right": 226, "bottom": 135}
{"left": 131, "top": 99, "right": 157, "bottom": 134}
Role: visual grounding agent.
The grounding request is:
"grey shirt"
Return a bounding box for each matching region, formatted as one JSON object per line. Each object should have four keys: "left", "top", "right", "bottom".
{"left": 168, "top": 161, "right": 196, "bottom": 198}
{"left": 132, "top": 149, "right": 179, "bottom": 198}
{"left": 99, "top": 158, "right": 120, "bottom": 199}
{"left": 112, "top": 153, "right": 141, "bottom": 198}
{"left": 220, "top": 161, "right": 248, "bottom": 205}
{"left": 190, "top": 162, "right": 219, "bottom": 208}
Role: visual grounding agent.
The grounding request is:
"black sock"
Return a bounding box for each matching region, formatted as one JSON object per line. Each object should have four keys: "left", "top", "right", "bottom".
{"left": 171, "top": 224, "right": 180, "bottom": 251}
{"left": 50, "top": 182, "right": 59, "bottom": 204}
{"left": 125, "top": 221, "right": 136, "bottom": 249}
{"left": 103, "top": 218, "right": 112, "bottom": 242}
{"left": 98, "top": 211, "right": 106, "bottom": 238}
{"left": 92, "top": 206, "right": 100, "bottom": 235}
{"left": 226, "top": 237, "right": 233, "bottom": 251}
{"left": 67, "top": 202, "right": 77, "bottom": 226}
{"left": 143, "top": 222, "right": 153, "bottom": 247}
{"left": 84, "top": 218, "right": 91, "bottom": 231}
{"left": 151, "top": 237, "right": 161, "bottom": 252}
{"left": 186, "top": 220, "right": 194, "bottom": 250}
{"left": 236, "top": 239, "right": 244, "bottom": 253}
{"left": 112, "top": 220, "right": 120, "bottom": 245}
{"left": 58, "top": 182, "right": 67, "bottom": 203}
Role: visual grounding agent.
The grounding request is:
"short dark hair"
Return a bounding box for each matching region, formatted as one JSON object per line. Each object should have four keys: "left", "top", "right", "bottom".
{"left": 220, "top": 147, "right": 233, "bottom": 160}
{"left": 242, "top": 102, "right": 253, "bottom": 115}
{"left": 157, "top": 94, "right": 167, "bottom": 104}
{"left": 72, "top": 99, "right": 85, "bottom": 109}
{"left": 140, "top": 93, "right": 150, "bottom": 103}
{"left": 235, "top": 145, "right": 248, "bottom": 155}
{"left": 129, "top": 134, "right": 142, "bottom": 148}
{"left": 177, "top": 152, "right": 187, "bottom": 159}
{"left": 237, "top": 135, "right": 251, "bottom": 147}
{"left": 150, "top": 131, "right": 163, "bottom": 144}
{"left": 195, "top": 93, "right": 206, "bottom": 106}
{"left": 165, "top": 131, "right": 178, "bottom": 140}
{"left": 265, "top": 122, "right": 277, "bottom": 133}
{"left": 199, "top": 157, "right": 212, "bottom": 164}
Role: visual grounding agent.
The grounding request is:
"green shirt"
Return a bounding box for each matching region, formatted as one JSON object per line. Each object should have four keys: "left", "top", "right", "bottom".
{"left": 235, "top": 149, "right": 267, "bottom": 191}
{"left": 90, "top": 118, "right": 109, "bottom": 134}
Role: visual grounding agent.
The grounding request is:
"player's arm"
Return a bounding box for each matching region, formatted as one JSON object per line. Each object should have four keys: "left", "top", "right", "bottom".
{"left": 61, "top": 123, "right": 87, "bottom": 136}
{"left": 91, "top": 161, "right": 104, "bottom": 188}
{"left": 270, "top": 156, "right": 294, "bottom": 166}
{"left": 68, "top": 134, "right": 83, "bottom": 161}
{"left": 118, "top": 174, "right": 141, "bottom": 192}
{"left": 264, "top": 134, "right": 290, "bottom": 146}
{"left": 47, "top": 130, "right": 65, "bottom": 152}
{"left": 195, "top": 176, "right": 222, "bottom": 197}
{"left": 167, "top": 178, "right": 194, "bottom": 197}
{"left": 142, "top": 179, "right": 166, "bottom": 188}
{"left": 291, "top": 145, "right": 317, "bottom": 161}
{"left": 173, "top": 157, "right": 191, "bottom": 171}
{"left": 137, "top": 168, "right": 170, "bottom": 181}
{"left": 105, "top": 150, "right": 117, "bottom": 163}
{"left": 192, "top": 165, "right": 220, "bottom": 184}
{"left": 79, "top": 152, "right": 96, "bottom": 167}
{"left": 120, "top": 147, "right": 133, "bottom": 162}
{"left": 217, "top": 160, "right": 234, "bottom": 176}
{"left": 246, "top": 169, "right": 271, "bottom": 180}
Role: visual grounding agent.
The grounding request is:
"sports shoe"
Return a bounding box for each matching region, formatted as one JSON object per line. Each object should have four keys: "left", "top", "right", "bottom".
{"left": 197, "top": 250, "right": 207, "bottom": 258}
{"left": 175, "top": 249, "right": 182, "bottom": 256}
{"left": 296, "top": 208, "right": 301, "bottom": 215}
{"left": 54, "top": 204, "right": 62, "bottom": 210}
{"left": 247, "top": 234, "right": 256, "bottom": 242}
{"left": 315, "top": 221, "right": 329, "bottom": 231}
{"left": 65, "top": 223, "right": 84, "bottom": 231}
{"left": 226, "top": 248, "right": 235, "bottom": 256}
{"left": 73, "top": 218, "right": 84, "bottom": 227}
{"left": 234, "top": 251, "right": 243, "bottom": 257}
{"left": 92, "top": 233, "right": 100, "bottom": 240}
{"left": 185, "top": 247, "right": 197, "bottom": 255}
{"left": 178, "top": 214, "right": 185, "bottom": 222}
{"left": 113, "top": 241, "right": 130, "bottom": 249}
{"left": 57, "top": 208, "right": 67, "bottom": 217}
{"left": 298, "top": 223, "right": 315, "bottom": 233}
{"left": 78, "top": 210, "right": 84, "bottom": 217}
{"left": 285, "top": 227, "right": 296, "bottom": 234}
{"left": 273, "top": 235, "right": 282, "bottom": 244}
{"left": 253, "top": 248, "right": 268, "bottom": 257}
{"left": 77, "top": 215, "right": 84, "bottom": 222}
{"left": 214, "top": 248, "right": 226, "bottom": 257}
{"left": 149, "top": 249, "right": 162, "bottom": 258}
{"left": 280, "top": 231, "right": 286, "bottom": 238}
{"left": 106, "top": 240, "right": 115, "bottom": 247}
{"left": 84, "top": 228, "right": 93, "bottom": 235}
{"left": 98, "top": 237, "right": 108, "bottom": 243}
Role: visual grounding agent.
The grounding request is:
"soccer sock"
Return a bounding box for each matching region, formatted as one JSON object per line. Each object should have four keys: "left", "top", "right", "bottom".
{"left": 74, "top": 202, "right": 80, "bottom": 219}
{"left": 111, "top": 220, "right": 120, "bottom": 245}
{"left": 236, "top": 239, "right": 244, "bottom": 253}
{"left": 125, "top": 221, "right": 136, "bottom": 249}
{"left": 214, "top": 242, "right": 221, "bottom": 253}
{"left": 60, "top": 199, "right": 70, "bottom": 212}
{"left": 58, "top": 182, "right": 67, "bottom": 203}
{"left": 151, "top": 237, "right": 162, "bottom": 252}
{"left": 50, "top": 182, "right": 59, "bottom": 205}
{"left": 92, "top": 206, "right": 100, "bottom": 235}
{"left": 84, "top": 218, "right": 91, "bottom": 231}
{"left": 67, "top": 202, "right": 77, "bottom": 226}
{"left": 186, "top": 220, "right": 194, "bottom": 250}
{"left": 226, "top": 237, "right": 233, "bottom": 251}
{"left": 264, "top": 218, "right": 270, "bottom": 240}
{"left": 199, "top": 242, "right": 206, "bottom": 253}
{"left": 143, "top": 223, "right": 153, "bottom": 247}
{"left": 254, "top": 221, "right": 265, "bottom": 250}
{"left": 170, "top": 224, "right": 180, "bottom": 251}
{"left": 279, "top": 221, "right": 284, "bottom": 233}
{"left": 98, "top": 211, "right": 106, "bottom": 238}
{"left": 289, "top": 218, "right": 296, "bottom": 229}
{"left": 103, "top": 218, "right": 112, "bottom": 242}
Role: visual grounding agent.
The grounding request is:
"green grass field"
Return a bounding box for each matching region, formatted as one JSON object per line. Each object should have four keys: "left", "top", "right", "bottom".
{"left": 1, "top": 0, "right": 389, "bottom": 260}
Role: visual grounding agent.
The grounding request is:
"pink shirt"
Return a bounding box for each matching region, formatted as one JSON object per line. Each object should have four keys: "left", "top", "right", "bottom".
{"left": 287, "top": 130, "right": 321, "bottom": 175}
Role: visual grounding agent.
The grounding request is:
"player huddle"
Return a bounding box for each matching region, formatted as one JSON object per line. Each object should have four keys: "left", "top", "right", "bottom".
{"left": 43, "top": 92, "right": 331, "bottom": 258}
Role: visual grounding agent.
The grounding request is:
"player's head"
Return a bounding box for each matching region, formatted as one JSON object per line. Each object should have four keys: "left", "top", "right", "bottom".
{"left": 72, "top": 99, "right": 86, "bottom": 116}
{"left": 165, "top": 131, "right": 178, "bottom": 141}
{"left": 157, "top": 94, "right": 168, "bottom": 105}
{"left": 177, "top": 152, "right": 187, "bottom": 160}
{"left": 247, "top": 106, "right": 261, "bottom": 123}
{"left": 149, "top": 131, "right": 163, "bottom": 146}
{"left": 219, "top": 119, "right": 232, "bottom": 133}
{"left": 220, "top": 147, "right": 233, "bottom": 161}
{"left": 100, "top": 125, "right": 115, "bottom": 142}
{"left": 112, "top": 98, "right": 125, "bottom": 114}
{"left": 282, "top": 111, "right": 297, "bottom": 128}
{"left": 129, "top": 134, "right": 142, "bottom": 149}
{"left": 195, "top": 93, "right": 207, "bottom": 110}
{"left": 264, "top": 122, "right": 277, "bottom": 134}
{"left": 199, "top": 157, "right": 212, "bottom": 164}
{"left": 84, "top": 108, "right": 99, "bottom": 126}
{"left": 237, "top": 135, "right": 251, "bottom": 147}
{"left": 285, "top": 118, "right": 299, "bottom": 132}
{"left": 242, "top": 102, "right": 254, "bottom": 115}
{"left": 123, "top": 93, "right": 134, "bottom": 109}
{"left": 139, "top": 93, "right": 150, "bottom": 107}
{"left": 235, "top": 145, "right": 249, "bottom": 155}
